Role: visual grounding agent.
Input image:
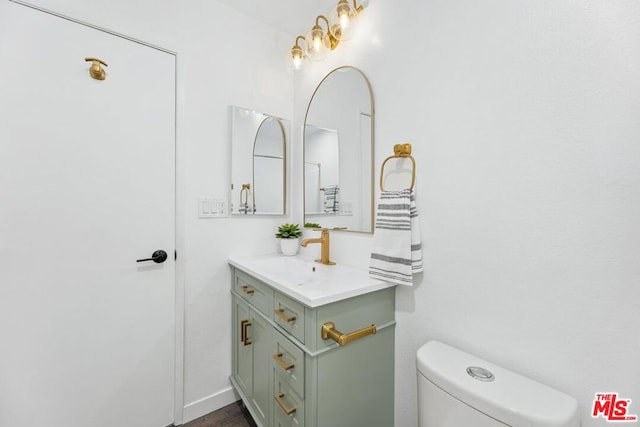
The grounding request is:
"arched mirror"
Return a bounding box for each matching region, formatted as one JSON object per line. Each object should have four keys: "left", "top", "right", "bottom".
{"left": 230, "top": 106, "right": 287, "bottom": 215}
{"left": 304, "top": 66, "right": 374, "bottom": 233}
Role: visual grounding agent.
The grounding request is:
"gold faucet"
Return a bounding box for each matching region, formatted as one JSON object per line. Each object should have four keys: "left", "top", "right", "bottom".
{"left": 300, "top": 228, "right": 335, "bottom": 265}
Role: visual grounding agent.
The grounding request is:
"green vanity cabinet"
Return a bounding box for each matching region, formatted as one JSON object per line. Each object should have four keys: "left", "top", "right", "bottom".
{"left": 230, "top": 265, "right": 395, "bottom": 427}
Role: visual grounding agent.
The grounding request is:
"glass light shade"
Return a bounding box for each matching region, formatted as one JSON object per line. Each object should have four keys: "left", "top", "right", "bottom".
{"left": 329, "top": 0, "right": 356, "bottom": 41}
{"left": 292, "top": 56, "right": 303, "bottom": 69}
{"left": 306, "top": 26, "right": 329, "bottom": 61}
{"left": 290, "top": 44, "right": 305, "bottom": 70}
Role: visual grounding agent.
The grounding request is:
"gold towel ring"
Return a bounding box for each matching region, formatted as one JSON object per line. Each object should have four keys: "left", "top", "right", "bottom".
{"left": 379, "top": 143, "right": 416, "bottom": 191}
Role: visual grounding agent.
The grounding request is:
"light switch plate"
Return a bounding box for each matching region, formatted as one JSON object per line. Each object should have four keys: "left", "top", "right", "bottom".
{"left": 199, "top": 196, "right": 228, "bottom": 218}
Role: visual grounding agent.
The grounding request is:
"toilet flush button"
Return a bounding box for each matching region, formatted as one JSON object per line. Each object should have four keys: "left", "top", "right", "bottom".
{"left": 466, "top": 366, "right": 495, "bottom": 382}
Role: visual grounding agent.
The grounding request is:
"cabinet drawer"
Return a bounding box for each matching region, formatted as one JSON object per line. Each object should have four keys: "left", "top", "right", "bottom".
{"left": 274, "top": 292, "right": 305, "bottom": 343}
{"left": 273, "top": 372, "right": 304, "bottom": 427}
{"left": 234, "top": 269, "right": 273, "bottom": 316}
{"left": 272, "top": 331, "right": 304, "bottom": 398}
{"left": 274, "top": 407, "right": 304, "bottom": 427}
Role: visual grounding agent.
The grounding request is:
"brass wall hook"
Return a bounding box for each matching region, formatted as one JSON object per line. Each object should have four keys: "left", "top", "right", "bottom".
{"left": 84, "top": 57, "right": 108, "bottom": 80}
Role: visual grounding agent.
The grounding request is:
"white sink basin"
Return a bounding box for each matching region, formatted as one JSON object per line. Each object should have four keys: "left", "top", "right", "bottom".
{"left": 239, "top": 255, "right": 322, "bottom": 286}
{"left": 228, "top": 254, "right": 394, "bottom": 307}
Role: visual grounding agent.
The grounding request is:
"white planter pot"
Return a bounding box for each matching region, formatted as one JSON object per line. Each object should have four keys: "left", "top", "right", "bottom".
{"left": 279, "top": 238, "right": 299, "bottom": 256}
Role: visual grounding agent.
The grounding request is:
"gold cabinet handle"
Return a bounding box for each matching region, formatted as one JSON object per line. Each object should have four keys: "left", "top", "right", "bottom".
{"left": 321, "top": 321, "right": 376, "bottom": 346}
{"left": 240, "top": 319, "right": 248, "bottom": 343}
{"left": 241, "top": 321, "right": 252, "bottom": 346}
{"left": 275, "top": 308, "right": 296, "bottom": 323}
{"left": 84, "top": 57, "right": 108, "bottom": 80}
{"left": 273, "top": 353, "right": 295, "bottom": 371}
{"left": 275, "top": 393, "right": 297, "bottom": 415}
{"left": 240, "top": 285, "right": 255, "bottom": 295}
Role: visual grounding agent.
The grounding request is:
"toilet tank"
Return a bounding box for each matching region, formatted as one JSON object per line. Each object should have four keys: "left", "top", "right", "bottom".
{"left": 416, "top": 341, "right": 580, "bottom": 427}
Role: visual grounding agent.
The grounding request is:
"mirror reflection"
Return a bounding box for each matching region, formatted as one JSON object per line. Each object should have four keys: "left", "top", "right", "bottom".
{"left": 304, "top": 127, "right": 339, "bottom": 214}
{"left": 230, "top": 106, "right": 288, "bottom": 215}
{"left": 304, "top": 66, "right": 374, "bottom": 233}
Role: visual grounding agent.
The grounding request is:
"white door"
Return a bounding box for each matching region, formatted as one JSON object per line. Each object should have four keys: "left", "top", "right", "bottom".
{"left": 0, "top": 3, "right": 176, "bottom": 426}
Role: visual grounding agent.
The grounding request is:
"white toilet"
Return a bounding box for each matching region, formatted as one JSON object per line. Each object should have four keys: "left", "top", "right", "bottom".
{"left": 416, "top": 341, "right": 580, "bottom": 426}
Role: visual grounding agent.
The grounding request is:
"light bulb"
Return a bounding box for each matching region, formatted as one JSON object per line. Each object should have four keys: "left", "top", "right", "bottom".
{"left": 307, "top": 23, "right": 328, "bottom": 61}
{"left": 293, "top": 56, "right": 302, "bottom": 69}
{"left": 339, "top": 11, "right": 350, "bottom": 29}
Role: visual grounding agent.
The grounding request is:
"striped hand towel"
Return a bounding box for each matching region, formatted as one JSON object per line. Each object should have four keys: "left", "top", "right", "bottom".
{"left": 323, "top": 185, "right": 339, "bottom": 213}
{"left": 369, "top": 189, "right": 423, "bottom": 286}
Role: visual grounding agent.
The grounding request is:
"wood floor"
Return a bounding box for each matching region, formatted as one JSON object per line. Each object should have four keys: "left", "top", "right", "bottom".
{"left": 182, "top": 401, "right": 257, "bottom": 427}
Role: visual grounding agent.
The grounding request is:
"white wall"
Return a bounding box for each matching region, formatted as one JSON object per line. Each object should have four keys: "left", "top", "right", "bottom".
{"left": 178, "top": 4, "right": 294, "bottom": 419}
{"left": 4, "top": 0, "right": 295, "bottom": 423}
{"left": 293, "top": 1, "right": 640, "bottom": 426}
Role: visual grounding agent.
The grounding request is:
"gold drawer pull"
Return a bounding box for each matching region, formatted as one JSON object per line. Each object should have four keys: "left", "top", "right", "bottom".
{"left": 240, "top": 285, "right": 255, "bottom": 295}
{"left": 240, "top": 319, "right": 248, "bottom": 343}
{"left": 275, "top": 308, "right": 296, "bottom": 323}
{"left": 275, "top": 392, "right": 297, "bottom": 415}
{"left": 273, "top": 353, "right": 295, "bottom": 371}
{"left": 241, "top": 320, "right": 252, "bottom": 346}
{"left": 321, "top": 322, "right": 376, "bottom": 346}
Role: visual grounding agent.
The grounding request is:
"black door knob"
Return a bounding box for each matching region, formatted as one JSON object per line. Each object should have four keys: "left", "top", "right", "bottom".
{"left": 136, "top": 250, "right": 168, "bottom": 264}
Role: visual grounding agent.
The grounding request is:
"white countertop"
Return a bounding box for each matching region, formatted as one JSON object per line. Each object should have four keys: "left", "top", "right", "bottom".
{"left": 228, "top": 253, "right": 395, "bottom": 307}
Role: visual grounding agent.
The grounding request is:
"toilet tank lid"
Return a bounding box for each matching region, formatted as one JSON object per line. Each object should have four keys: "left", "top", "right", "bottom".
{"left": 416, "top": 341, "right": 579, "bottom": 427}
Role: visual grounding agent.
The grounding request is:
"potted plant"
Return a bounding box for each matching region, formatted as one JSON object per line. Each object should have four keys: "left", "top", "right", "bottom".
{"left": 275, "top": 223, "right": 303, "bottom": 256}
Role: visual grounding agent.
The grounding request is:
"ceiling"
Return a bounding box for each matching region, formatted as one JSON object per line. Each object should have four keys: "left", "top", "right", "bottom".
{"left": 214, "top": 0, "right": 340, "bottom": 35}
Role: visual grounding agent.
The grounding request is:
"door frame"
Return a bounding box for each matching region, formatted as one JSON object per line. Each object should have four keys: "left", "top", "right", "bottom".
{"left": 7, "top": 1, "right": 186, "bottom": 424}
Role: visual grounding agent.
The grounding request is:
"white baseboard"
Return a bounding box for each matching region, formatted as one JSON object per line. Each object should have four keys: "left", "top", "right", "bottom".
{"left": 181, "top": 386, "right": 240, "bottom": 424}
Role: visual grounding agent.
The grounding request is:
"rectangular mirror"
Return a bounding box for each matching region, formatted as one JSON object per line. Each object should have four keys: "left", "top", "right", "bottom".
{"left": 230, "top": 106, "right": 288, "bottom": 215}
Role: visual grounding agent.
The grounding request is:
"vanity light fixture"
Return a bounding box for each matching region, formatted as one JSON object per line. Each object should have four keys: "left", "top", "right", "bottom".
{"left": 290, "top": 0, "right": 367, "bottom": 70}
